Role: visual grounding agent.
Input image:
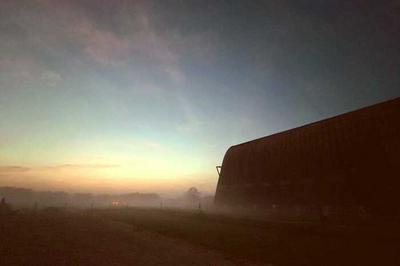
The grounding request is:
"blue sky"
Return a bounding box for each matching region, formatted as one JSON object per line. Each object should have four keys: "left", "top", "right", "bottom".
{"left": 0, "top": 0, "right": 399, "bottom": 195}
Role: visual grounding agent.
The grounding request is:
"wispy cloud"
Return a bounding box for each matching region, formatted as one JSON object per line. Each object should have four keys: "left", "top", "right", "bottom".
{"left": 43, "top": 164, "right": 119, "bottom": 170}
{"left": 176, "top": 96, "right": 204, "bottom": 133}
{"left": 143, "top": 141, "right": 161, "bottom": 150}
{"left": 1, "top": 0, "right": 219, "bottom": 100}
{"left": 67, "top": 3, "right": 182, "bottom": 83}
{"left": 0, "top": 164, "right": 118, "bottom": 174}
{"left": 0, "top": 166, "right": 30, "bottom": 173}
{"left": 73, "top": 20, "right": 131, "bottom": 66}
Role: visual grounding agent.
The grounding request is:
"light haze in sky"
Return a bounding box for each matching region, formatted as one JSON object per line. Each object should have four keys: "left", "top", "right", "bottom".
{"left": 0, "top": 1, "right": 399, "bottom": 195}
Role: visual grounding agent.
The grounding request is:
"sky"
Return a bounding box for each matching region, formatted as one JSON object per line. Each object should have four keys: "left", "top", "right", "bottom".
{"left": 0, "top": 0, "right": 399, "bottom": 195}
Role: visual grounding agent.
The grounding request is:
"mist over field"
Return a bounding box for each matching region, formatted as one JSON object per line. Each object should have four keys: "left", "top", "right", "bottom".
{"left": 0, "top": 186, "right": 215, "bottom": 211}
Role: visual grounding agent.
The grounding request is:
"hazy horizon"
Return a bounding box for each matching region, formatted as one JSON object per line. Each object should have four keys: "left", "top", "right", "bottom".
{"left": 1, "top": 1, "right": 399, "bottom": 195}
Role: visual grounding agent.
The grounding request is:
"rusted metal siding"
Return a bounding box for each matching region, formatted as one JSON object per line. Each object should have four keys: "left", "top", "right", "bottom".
{"left": 215, "top": 97, "right": 400, "bottom": 215}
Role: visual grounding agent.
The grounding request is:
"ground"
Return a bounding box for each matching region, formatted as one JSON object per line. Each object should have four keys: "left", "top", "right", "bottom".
{"left": 1, "top": 208, "right": 399, "bottom": 265}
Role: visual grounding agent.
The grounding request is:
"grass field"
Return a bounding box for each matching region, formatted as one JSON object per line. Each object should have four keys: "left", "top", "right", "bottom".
{"left": 1, "top": 207, "right": 400, "bottom": 265}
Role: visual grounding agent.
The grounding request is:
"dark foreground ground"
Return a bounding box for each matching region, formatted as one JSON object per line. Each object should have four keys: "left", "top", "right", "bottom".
{"left": 1, "top": 208, "right": 400, "bottom": 266}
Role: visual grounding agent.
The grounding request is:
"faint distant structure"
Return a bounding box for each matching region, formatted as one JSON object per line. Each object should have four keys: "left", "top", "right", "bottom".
{"left": 215, "top": 97, "right": 400, "bottom": 221}
{"left": 111, "top": 200, "right": 122, "bottom": 207}
{"left": 184, "top": 187, "right": 201, "bottom": 207}
{"left": 0, "top": 197, "right": 11, "bottom": 215}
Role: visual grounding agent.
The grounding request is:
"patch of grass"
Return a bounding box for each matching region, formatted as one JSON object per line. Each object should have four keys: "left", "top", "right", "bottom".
{"left": 95, "top": 207, "right": 400, "bottom": 266}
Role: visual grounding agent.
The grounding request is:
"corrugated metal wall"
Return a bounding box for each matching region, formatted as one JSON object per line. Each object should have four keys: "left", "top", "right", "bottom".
{"left": 215, "top": 97, "right": 400, "bottom": 217}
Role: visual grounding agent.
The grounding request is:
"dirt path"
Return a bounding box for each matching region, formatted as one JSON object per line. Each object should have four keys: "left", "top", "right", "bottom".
{"left": 1, "top": 213, "right": 253, "bottom": 266}
{"left": 99, "top": 218, "right": 239, "bottom": 266}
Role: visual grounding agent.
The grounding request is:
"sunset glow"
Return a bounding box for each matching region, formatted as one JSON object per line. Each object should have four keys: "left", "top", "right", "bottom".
{"left": 1, "top": 1, "right": 398, "bottom": 195}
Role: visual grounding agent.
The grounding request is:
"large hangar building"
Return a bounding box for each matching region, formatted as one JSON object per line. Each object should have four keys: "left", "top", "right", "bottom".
{"left": 215, "top": 97, "right": 400, "bottom": 217}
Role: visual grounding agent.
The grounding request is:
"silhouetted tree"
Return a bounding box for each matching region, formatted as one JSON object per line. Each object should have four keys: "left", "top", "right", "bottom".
{"left": 184, "top": 187, "right": 201, "bottom": 206}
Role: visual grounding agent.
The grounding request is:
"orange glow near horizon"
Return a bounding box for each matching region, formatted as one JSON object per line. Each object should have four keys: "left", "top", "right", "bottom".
{"left": 0, "top": 138, "right": 219, "bottom": 195}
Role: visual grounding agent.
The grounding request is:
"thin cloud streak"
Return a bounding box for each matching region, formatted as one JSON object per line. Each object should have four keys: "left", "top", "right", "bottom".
{"left": 0, "top": 164, "right": 119, "bottom": 174}
{"left": 0, "top": 166, "right": 31, "bottom": 173}
{"left": 44, "top": 164, "right": 120, "bottom": 170}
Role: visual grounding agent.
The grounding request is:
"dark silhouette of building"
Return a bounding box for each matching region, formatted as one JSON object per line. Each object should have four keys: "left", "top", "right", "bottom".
{"left": 215, "top": 97, "right": 400, "bottom": 218}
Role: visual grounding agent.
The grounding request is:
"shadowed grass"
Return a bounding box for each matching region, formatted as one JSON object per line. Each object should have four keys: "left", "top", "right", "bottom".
{"left": 94, "top": 207, "right": 400, "bottom": 266}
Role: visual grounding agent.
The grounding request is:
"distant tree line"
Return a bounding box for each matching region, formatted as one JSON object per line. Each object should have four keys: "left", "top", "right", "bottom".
{"left": 0, "top": 186, "right": 160, "bottom": 208}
